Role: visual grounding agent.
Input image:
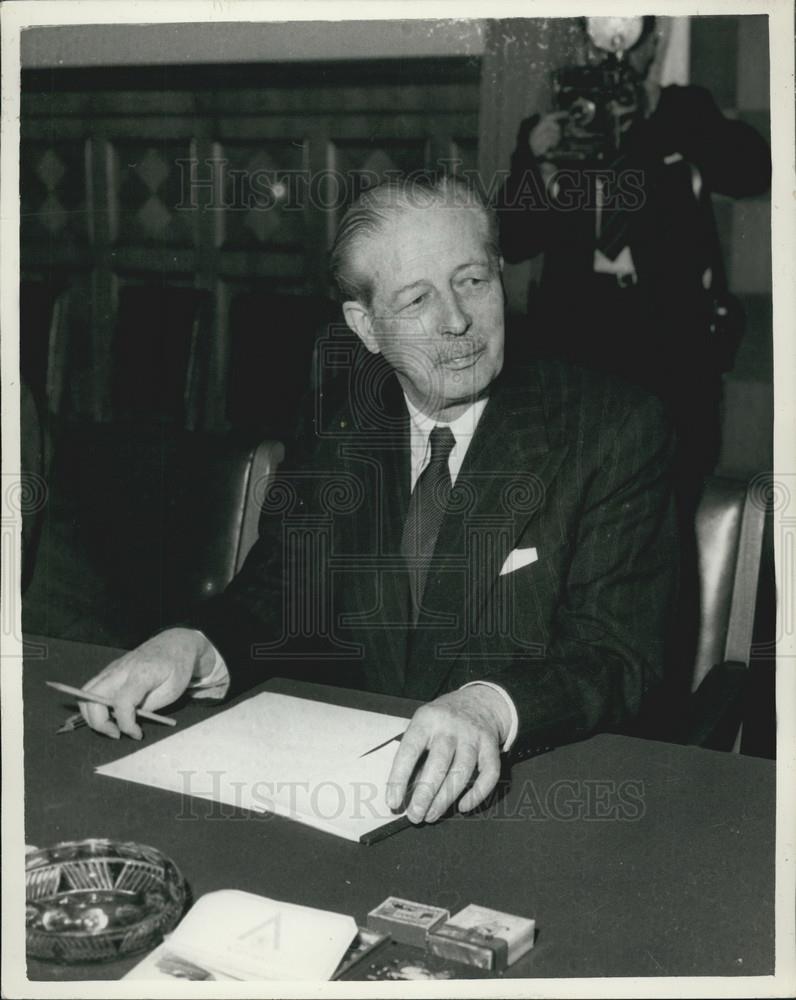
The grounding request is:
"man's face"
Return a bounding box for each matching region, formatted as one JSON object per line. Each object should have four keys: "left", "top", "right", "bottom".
{"left": 344, "top": 203, "right": 505, "bottom": 421}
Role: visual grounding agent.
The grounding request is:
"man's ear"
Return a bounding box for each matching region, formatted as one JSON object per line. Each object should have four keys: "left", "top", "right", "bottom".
{"left": 342, "top": 300, "right": 380, "bottom": 354}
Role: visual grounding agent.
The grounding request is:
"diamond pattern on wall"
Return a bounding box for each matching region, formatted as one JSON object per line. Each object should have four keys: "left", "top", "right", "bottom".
{"left": 331, "top": 139, "right": 430, "bottom": 185}
{"left": 21, "top": 63, "right": 481, "bottom": 428}
{"left": 115, "top": 141, "right": 194, "bottom": 247}
{"left": 137, "top": 196, "right": 174, "bottom": 239}
{"left": 326, "top": 138, "right": 431, "bottom": 232}
{"left": 20, "top": 141, "right": 87, "bottom": 246}
{"left": 358, "top": 148, "right": 399, "bottom": 177}
{"left": 240, "top": 150, "right": 284, "bottom": 245}
{"left": 135, "top": 148, "right": 171, "bottom": 193}
{"left": 38, "top": 193, "right": 70, "bottom": 234}
{"left": 219, "top": 141, "right": 306, "bottom": 250}
{"left": 36, "top": 148, "right": 66, "bottom": 189}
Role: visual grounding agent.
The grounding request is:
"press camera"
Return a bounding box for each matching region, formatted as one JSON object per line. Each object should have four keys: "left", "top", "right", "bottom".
{"left": 547, "top": 17, "right": 651, "bottom": 164}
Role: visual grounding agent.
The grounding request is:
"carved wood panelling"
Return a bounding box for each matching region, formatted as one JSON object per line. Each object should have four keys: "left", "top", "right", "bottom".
{"left": 21, "top": 59, "right": 481, "bottom": 427}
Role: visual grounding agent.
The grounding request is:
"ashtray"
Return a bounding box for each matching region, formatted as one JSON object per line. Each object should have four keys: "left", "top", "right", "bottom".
{"left": 26, "top": 838, "right": 186, "bottom": 963}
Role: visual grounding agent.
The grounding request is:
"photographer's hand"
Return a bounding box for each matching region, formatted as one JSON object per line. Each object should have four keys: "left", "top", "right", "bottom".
{"left": 529, "top": 111, "right": 568, "bottom": 158}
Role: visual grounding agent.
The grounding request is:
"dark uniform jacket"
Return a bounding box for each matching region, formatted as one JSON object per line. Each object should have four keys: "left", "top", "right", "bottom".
{"left": 497, "top": 84, "right": 771, "bottom": 487}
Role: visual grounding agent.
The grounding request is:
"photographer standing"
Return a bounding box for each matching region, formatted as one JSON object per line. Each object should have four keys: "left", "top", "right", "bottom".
{"left": 497, "top": 17, "right": 770, "bottom": 502}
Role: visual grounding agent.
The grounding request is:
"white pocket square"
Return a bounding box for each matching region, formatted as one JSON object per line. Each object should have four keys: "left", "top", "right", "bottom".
{"left": 499, "top": 547, "right": 538, "bottom": 576}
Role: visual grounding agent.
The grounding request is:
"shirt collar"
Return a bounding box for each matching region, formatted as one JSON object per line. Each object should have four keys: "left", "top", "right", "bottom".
{"left": 403, "top": 393, "right": 489, "bottom": 446}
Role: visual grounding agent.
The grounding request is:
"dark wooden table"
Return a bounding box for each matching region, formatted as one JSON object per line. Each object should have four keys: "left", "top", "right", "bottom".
{"left": 22, "top": 636, "right": 775, "bottom": 981}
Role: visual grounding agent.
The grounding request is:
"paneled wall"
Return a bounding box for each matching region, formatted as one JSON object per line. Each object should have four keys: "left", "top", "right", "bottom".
{"left": 21, "top": 59, "right": 480, "bottom": 427}
{"left": 689, "top": 15, "right": 772, "bottom": 475}
{"left": 21, "top": 18, "right": 771, "bottom": 469}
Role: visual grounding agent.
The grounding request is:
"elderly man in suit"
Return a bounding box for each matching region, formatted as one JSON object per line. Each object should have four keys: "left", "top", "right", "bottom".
{"left": 80, "top": 176, "right": 678, "bottom": 826}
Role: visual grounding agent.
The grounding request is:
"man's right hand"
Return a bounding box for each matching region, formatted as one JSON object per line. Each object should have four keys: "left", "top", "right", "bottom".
{"left": 79, "top": 628, "right": 215, "bottom": 740}
{"left": 528, "top": 111, "right": 568, "bottom": 158}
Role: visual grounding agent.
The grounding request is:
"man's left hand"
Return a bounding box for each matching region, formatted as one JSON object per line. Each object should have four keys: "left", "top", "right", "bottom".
{"left": 385, "top": 687, "right": 510, "bottom": 824}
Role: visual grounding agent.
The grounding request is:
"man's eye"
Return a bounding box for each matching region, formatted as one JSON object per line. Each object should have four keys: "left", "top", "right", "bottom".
{"left": 402, "top": 294, "right": 426, "bottom": 310}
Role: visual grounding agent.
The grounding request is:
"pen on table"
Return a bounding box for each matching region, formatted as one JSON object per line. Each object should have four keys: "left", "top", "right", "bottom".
{"left": 56, "top": 712, "right": 87, "bottom": 735}
{"left": 46, "top": 681, "right": 177, "bottom": 728}
{"left": 359, "top": 732, "right": 405, "bottom": 758}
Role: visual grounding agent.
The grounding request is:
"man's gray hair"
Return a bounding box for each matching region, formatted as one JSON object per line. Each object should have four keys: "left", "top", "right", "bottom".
{"left": 329, "top": 175, "right": 500, "bottom": 306}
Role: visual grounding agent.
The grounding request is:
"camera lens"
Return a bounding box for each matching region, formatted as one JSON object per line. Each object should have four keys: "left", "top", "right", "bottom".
{"left": 615, "top": 83, "right": 637, "bottom": 107}
{"left": 570, "top": 97, "right": 597, "bottom": 126}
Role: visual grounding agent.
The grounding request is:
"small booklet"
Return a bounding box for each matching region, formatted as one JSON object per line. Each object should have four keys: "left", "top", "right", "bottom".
{"left": 125, "top": 889, "right": 358, "bottom": 981}
{"left": 96, "top": 692, "right": 410, "bottom": 843}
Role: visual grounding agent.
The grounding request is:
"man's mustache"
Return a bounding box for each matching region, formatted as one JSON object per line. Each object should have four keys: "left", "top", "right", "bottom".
{"left": 378, "top": 326, "right": 490, "bottom": 366}
{"left": 435, "top": 339, "right": 486, "bottom": 363}
{"left": 393, "top": 338, "right": 486, "bottom": 365}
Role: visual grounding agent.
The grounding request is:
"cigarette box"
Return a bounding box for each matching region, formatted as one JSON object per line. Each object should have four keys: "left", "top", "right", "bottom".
{"left": 366, "top": 897, "right": 449, "bottom": 948}
{"left": 427, "top": 904, "right": 535, "bottom": 971}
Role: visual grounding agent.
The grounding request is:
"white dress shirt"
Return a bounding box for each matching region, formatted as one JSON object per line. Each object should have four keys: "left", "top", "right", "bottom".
{"left": 191, "top": 393, "right": 520, "bottom": 752}
{"left": 405, "top": 394, "right": 488, "bottom": 490}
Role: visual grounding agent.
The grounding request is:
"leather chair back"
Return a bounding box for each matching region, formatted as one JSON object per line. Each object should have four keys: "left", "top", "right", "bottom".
{"left": 692, "top": 475, "right": 767, "bottom": 691}
{"left": 20, "top": 279, "right": 69, "bottom": 417}
{"left": 22, "top": 421, "right": 283, "bottom": 648}
{"left": 111, "top": 285, "right": 210, "bottom": 428}
{"left": 227, "top": 292, "right": 337, "bottom": 439}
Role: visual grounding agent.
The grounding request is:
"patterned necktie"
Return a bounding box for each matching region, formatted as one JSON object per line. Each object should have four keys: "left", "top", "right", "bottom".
{"left": 401, "top": 425, "right": 456, "bottom": 623}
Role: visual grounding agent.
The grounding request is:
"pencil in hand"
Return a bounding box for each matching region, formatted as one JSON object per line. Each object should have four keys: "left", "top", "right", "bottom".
{"left": 46, "top": 681, "right": 177, "bottom": 728}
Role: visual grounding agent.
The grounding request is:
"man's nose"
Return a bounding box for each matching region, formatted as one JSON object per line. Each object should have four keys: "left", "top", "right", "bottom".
{"left": 439, "top": 291, "right": 471, "bottom": 336}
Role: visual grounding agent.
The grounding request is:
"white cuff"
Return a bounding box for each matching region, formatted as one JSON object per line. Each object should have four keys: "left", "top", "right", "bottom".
{"left": 188, "top": 633, "right": 230, "bottom": 700}
{"left": 459, "top": 681, "right": 519, "bottom": 752}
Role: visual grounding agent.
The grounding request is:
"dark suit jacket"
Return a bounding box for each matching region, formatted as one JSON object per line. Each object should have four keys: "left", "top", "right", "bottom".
{"left": 191, "top": 357, "right": 678, "bottom": 755}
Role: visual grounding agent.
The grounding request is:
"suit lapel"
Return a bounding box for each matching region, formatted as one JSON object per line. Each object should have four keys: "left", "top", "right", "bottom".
{"left": 335, "top": 361, "right": 412, "bottom": 694}
{"left": 402, "top": 367, "right": 569, "bottom": 701}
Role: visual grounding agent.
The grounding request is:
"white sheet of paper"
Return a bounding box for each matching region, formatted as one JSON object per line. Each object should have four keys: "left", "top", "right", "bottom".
{"left": 285, "top": 739, "right": 405, "bottom": 841}
{"left": 96, "top": 692, "right": 408, "bottom": 841}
